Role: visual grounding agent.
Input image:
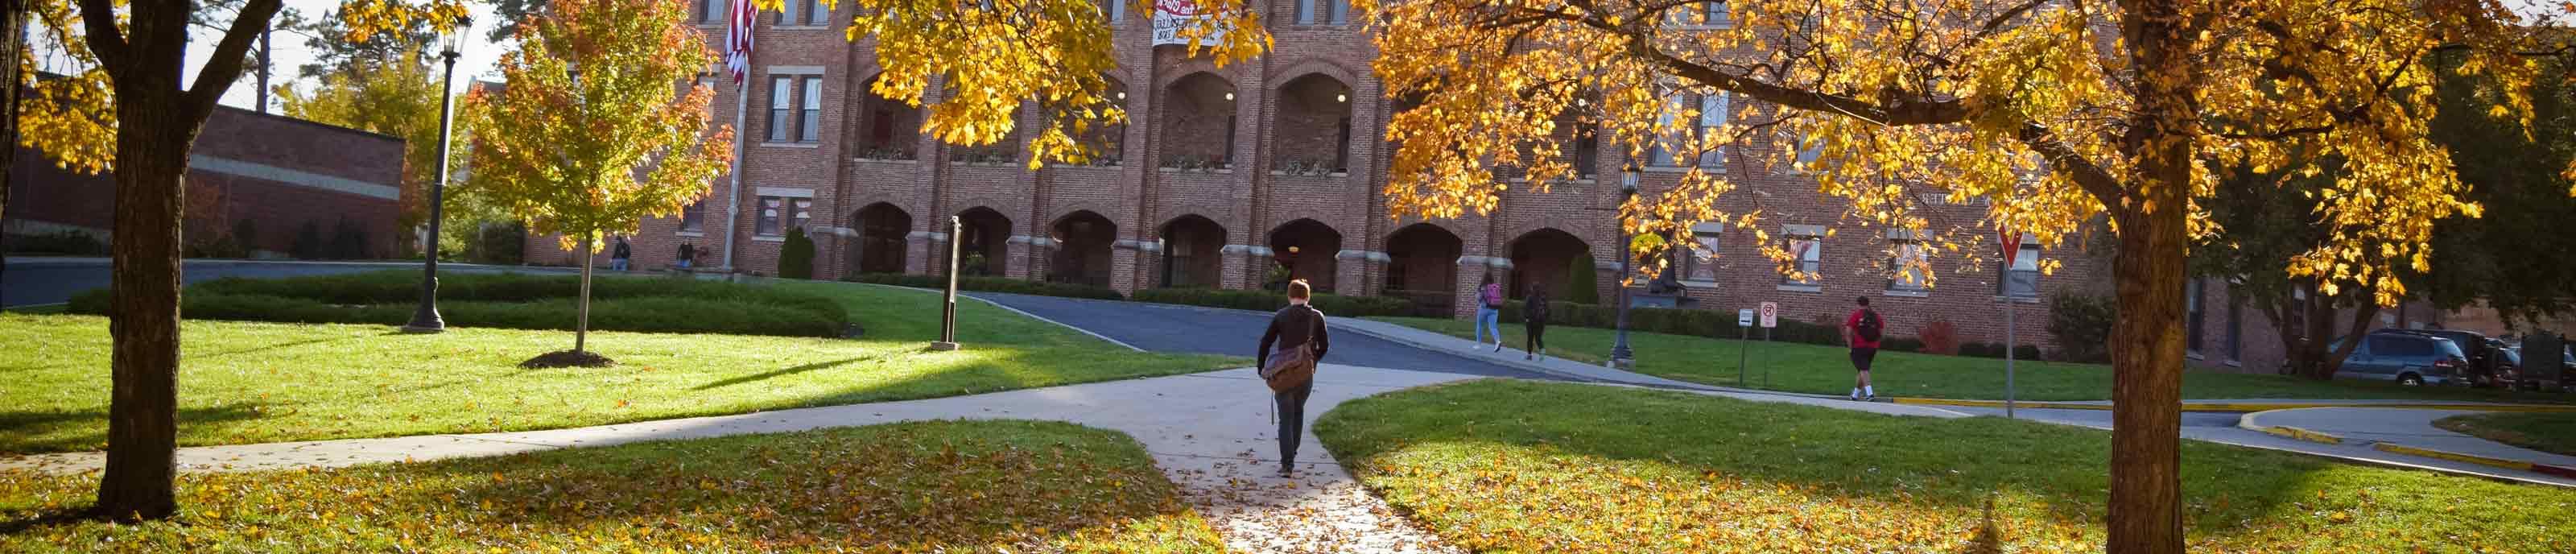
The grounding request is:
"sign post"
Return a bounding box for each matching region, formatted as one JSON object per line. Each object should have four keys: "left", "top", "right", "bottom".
{"left": 1998, "top": 229, "right": 2023, "bottom": 419}
{"left": 933, "top": 217, "right": 963, "bottom": 351}
{"left": 1736, "top": 308, "right": 1754, "bottom": 387}
{"left": 1759, "top": 302, "right": 1778, "bottom": 388}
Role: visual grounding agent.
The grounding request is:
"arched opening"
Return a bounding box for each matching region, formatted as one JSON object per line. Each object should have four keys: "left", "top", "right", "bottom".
{"left": 1049, "top": 211, "right": 1117, "bottom": 287}
{"left": 954, "top": 207, "right": 1012, "bottom": 276}
{"left": 850, "top": 203, "right": 911, "bottom": 275}
{"left": 1271, "top": 74, "right": 1352, "bottom": 174}
{"left": 1158, "top": 73, "right": 1237, "bottom": 171}
{"left": 1509, "top": 228, "right": 1593, "bottom": 304}
{"left": 1266, "top": 218, "right": 1342, "bottom": 292}
{"left": 1384, "top": 222, "right": 1462, "bottom": 316}
{"left": 1158, "top": 215, "right": 1227, "bottom": 288}
{"left": 852, "top": 75, "right": 924, "bottom": 160}
{"left": 1065, "top": 77, "right": 1129, "bottom": 167}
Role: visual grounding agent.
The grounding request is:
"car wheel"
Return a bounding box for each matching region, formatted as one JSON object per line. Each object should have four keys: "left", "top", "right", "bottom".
{"left": 2398, "top": 373, "right": 2424, "bottom": 387}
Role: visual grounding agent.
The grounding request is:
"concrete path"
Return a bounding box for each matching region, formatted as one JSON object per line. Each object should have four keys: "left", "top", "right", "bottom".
{"left": 2247, "top": 407, "right": 2576, "bottom": 469}
{"left": 968, "top": 291, "right": 1557, "bottom": 381}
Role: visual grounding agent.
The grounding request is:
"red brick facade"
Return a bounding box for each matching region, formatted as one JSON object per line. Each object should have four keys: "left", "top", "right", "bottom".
{"left": 535, "top": 4, "right": 2124, "bottom": 354}
{"left": 7, "top": 105, "right": 407, "bottom": 258}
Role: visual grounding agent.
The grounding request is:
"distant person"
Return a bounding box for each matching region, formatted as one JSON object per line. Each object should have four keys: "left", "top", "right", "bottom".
{"left": 1475, "top": 279, "right": 1505, "bottom": 351}
{"left": 1523, "top": 280, "right": 1550, "bottom": 361}
{"left": 676, "top": 242, "right": 696, "bottom": 269}
{"left": 609, "top": 237, "right": 632, "bottom": 271}
{"left": 1845, "top": 296, "right": 1884, "bottom": 401}
{"left": 1256, "top": 279, "right": 1330, "bottom": 478}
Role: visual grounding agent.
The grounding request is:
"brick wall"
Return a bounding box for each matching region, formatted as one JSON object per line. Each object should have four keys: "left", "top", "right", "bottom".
{"left": 8, "top": 106, "right": 406, "bottom": 258}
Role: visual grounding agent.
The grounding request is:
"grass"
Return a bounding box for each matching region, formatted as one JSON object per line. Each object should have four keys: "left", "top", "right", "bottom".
{"left": 65, "top": 271, "right": 852, "bottom": 337}
{"left": 2434, "top": 412, "right": 2576, "bottom": 457}
{"left": 0, "top": 420, "right": 1224, "bottom": 552}
{"left": 0, "top": 281, "right": 1241, "bottom": 455}
{"left": 1315, "top": 379, "right": 2576, "bottom": 553}
{"left": 1376, "top": 316, "right": 2575, "bottom": 403}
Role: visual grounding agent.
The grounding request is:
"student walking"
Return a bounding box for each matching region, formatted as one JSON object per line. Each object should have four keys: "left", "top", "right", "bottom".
{"left": 676, "top": 242, "right": 696, "bottom": 269}
{"left": 1845, "top": 296, "right": 1884, "bottom": 401}
{"left": 1523, "top": 281, "right": 1550, "bottom": 361}
{"left": 609, "top": 237, "right": 633, "bottom": 271}
{"left": 1256, "top": 279, "right": 1331, "bottom": 478}
{"left": 1474, "top": 280, "right": 1505, "bottom": 351}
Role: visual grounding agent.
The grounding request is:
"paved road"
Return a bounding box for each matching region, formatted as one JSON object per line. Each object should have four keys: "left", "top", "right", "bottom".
{"left": 1945, "top": 406, "right": 2245, "bottom": 428}
{"left": 970, "top": 291, "right": 1562, "bottom": 381}
{"left": 2, "top": 258, "right": 576, "bottom": 308}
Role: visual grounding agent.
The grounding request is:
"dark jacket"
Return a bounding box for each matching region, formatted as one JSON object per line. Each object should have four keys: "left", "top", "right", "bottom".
{"left": 1525, "top": 290, "right": 1550, "bottom": 323}
{"left": 677, "top": 243, "right": 695, "bottom": 261}
{"left": 612, "top": 241, "right": 632, "bottom": 259}
{"left": 1257, "top": 303, "right": 1331, "bottom": 369}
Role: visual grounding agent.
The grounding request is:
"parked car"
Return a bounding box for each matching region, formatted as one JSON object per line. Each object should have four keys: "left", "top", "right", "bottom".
{"left": 2382, "top": 329, "right": 2505, "bottom": 387}
{"left": 2508, "top": 340, "right": 2575, "bottom": 392}
{"left": 2334, "top": 331, "right": 2471, "bottom": 386}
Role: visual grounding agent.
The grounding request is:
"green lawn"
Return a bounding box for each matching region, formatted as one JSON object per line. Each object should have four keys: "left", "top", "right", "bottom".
{"left": 0, "top": 420, "right": 1224, "bottom": 552}
{"left": 1, "top": 281, "right": 1241, "bottom": 455}
{"left": 2435, "top": 411, "right": 2576, "bottom": 457}
{"left": 1316, "top": 379, "right": 2576, "bottom": 553}
{"left": 1376, "top": 316, "right": 2574, "bottom": 403}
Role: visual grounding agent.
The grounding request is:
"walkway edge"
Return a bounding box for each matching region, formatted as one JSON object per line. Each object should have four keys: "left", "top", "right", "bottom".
{"left": 2370, "top": 443, "right": 2576, "bottom": 478}
{"left": 1894, "top": 397, "right": 2576, "bottom": 413}
{"left": 839, "top": 283, "right": 1146, "bottom": 352}
{"left": 2234, "top": 412, "right": 2346, "bottom": 444}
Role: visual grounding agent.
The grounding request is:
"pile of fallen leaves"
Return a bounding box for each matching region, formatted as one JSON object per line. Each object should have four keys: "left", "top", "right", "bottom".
{"left": 0, "top": 420, "right": 1226, "bottom": 552}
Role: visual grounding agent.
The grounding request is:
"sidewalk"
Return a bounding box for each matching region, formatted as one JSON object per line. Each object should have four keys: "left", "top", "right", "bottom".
{"left": 2243, "top": 407, "right": 2576, "bottom": 477}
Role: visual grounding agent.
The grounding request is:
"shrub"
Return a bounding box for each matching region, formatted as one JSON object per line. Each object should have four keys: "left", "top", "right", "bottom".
{"left": 1491, "top": 300, "right": 1845, "bottom": 346}
{"left": 1917, "top": 319, "right": 1961, "bottom": 355}
{"left": 474, "top": 221, "right": 528, "bottom": 265}
{"left": 66, "top": 271, "right": 848, "bottom": 337}
{"left": 1563, "top": 255, "right": 1600, "bottom": 304}
{"left": 1129, "top": 287, "right": 1413, "bottom": 317}
{"left": 1880, "top": 337, "right": 1927, "bottom": 353}
{"left": 232, "top": 220, "right": 258, "bottom": 255}
{"left": 1958, "top": 341, "right": 2045, "bottom": 360}
{"left": 2046, "top": 291, "right": 2116, "bottom": 362}
{"left": 291, "top": 221, "right": 325, "bottom": 260}
{"left": 847, "top": 273, "right": 1125, "bottom": 300}
{"left": 329, "top": 218, "right": 371, "bottom": 259}
{"left": 778, "top": 227, "right": 815, "bottom": 279}
{"left": 6, "top": 230, "right": 108, "bottom": 255}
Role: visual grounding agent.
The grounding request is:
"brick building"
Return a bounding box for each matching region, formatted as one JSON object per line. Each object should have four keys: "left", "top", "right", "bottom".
{"left": 6, "top": 105, "right": 407, "bottom": 258}
{"left": 535, "top": 0, "right": 2117, "bottom": 354}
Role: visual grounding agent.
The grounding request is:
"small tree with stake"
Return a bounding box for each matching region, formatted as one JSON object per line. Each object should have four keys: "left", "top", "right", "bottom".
{"left": 462, "top": 0, "right": 733, "bottom": 366}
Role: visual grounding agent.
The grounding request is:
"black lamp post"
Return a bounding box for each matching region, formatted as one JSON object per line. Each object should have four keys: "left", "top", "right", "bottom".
{"left": 1609, "top": 160, "right": 1639, "bottom": 368}
{"left": 403, "top": 23, "right": 468, "bottom": 334}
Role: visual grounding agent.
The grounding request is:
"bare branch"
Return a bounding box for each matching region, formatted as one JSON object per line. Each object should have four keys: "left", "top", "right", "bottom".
{"left": 184, "top": 0, "right": 284, "bottom": 121}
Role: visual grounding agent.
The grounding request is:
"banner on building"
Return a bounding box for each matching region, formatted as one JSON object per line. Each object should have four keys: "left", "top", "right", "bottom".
{"left": 1152, "top": 0, "right": 1231, "bottom": 47}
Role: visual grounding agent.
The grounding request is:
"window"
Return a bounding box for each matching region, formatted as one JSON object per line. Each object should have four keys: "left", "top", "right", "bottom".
{"left": 757, "top": 196, "right": 784, "bottom": 236}
{"left": 779, "top": 0, "right": 799, "bottom": 25}
{"left": 1106, "top": 0, "right": 1124, "bottom": 22}
{"left": 1570, "top": 125, "right": 1600, "bottom": 177}
{"left": 1696, "top": 93, "right": 1728, "bottom": 168}
{"left": 1790, "top": 132, "right": 1825, "bottom": 172}
{"left": 1888, "top": 234, "right": 1928, "bottom": 292}
{"left": 681, "top": 198, "right": 706, "bottom": 232}
{"left": 805, "top": 0, "right": 828, "bottom": 24}
{"left": 700, "top": 0, "right": 729, "bottom": 23}
{"left": 1998, "top": 234, "right": 2038, "bottom": 298}
{"left": 1668, "top": 1, "right": 1729, "bottom": 27}
{"left": 1648, "top": 92, "right": 1728, "bottom": 168}
{"left": 2226, "top": 296, "right": 2244, "bottom": 362}
{"left": 1334, "top": 116, "right": 1352, "bottom": 172}
{"left": 767, "top": 76, "right": 794, "bottom": 143}
{"left": 1783, "top": 226, "right": 1823, "bottom": 286}
{"left": 799, "top": 77, "right": 823, "bottom": 143}
{"left": 2186, "top": 278, "right": 2206, "bottom": 354}
{"left": 1294, "top": 0, "right": 1348, "bottom": 24}
{"left": 1680, "top": 222, "right": 1722, "bottom": 282}
{"left": 791, "top": 198, "right": 813, "bottom": 231}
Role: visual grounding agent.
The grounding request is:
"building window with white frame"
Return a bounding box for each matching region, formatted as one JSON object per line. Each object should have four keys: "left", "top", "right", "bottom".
{"left": 767, "top": 76, "right": 794, "bottom": 143}
{"left": 1648, "top": 92, "right": 1729, "bottom": 168}
{"left": 1667, "top": 0, "right": 1728, "bottom": 28}
{"left": 1105, "top": 0, "right": 1124, "bottom": 22}
{"left": 756, "top": 196, "right": 785, "bottom": 236}
{"left": 791, "top": 198, "right": 813, "bottom": 230}
{"left": 1887, "top": 231, "right": 1929, "bottom": 293}
{"left": 681, "top": 199, "right": 706, "bottom": 232}
{"left": 700, "top": 0, "right": 729, "bottom": 24}
{"left": 1782, "top": 225, "right": 1823, "bottom": 287}
{"left": 1790, "top": 131, "right": 1825, "bottom": 172}
{"left": 1998, "top": 233, "right": 2040, "bottom": 298}
{"left": 803, "top": 0, "right": 828, "bottom": 25}
{"left": 1680, "top": 222, "right": 1723, "bottom": 282}
{"left": 799, "top": 77, "right": 823, "bottom": 143}
{"left": 1294, "top": 0, "right": 1349, "bottom": 25}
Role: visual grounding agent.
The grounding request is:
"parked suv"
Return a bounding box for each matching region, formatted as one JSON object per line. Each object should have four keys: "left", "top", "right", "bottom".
{"left": 2334, "top": 331, "right": 2470, "bottom": 386}
{"left": 2383, "top": 329, "right": 2504, "bottom": 387}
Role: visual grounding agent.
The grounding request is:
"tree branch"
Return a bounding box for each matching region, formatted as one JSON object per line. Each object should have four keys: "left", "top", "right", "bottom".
{"left": 70, "top": 0, "right": 127, "bottom": 73}
{"left": 184, "top": 0, "right": 285, "bottom": 122}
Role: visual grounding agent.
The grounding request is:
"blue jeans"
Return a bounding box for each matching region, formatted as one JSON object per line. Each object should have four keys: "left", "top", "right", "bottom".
{"left": 611, "top": 258, "right": 629, "bottom": 271}
{"left": 1476, "top": 306, "right": 1502, "bottom": 345}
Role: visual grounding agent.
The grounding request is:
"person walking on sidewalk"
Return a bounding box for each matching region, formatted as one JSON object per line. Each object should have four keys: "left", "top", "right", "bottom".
{"left": 1256, "top": 279, "right": 1331, "bottom": 478}
{"left": 1474, "top": 279, "right": 1505, "bottom": 351}
{"left": 1524, "top": 280, "right": 1550, "bottom": 361}
{"left": 609, "top": 237, "right": 633, "bottom": 271}
{"left": 676, "top": 242, "right": 696, "bottom": 269}
{"left": 1845, "top": 296, "right": 1885, "bottom": 401}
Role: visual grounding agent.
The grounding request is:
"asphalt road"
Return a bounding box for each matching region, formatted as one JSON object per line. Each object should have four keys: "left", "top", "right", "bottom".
{"left": 969, "top": 291, "right": 1563, "bottom": 381}
{"left": 1944, "top": 405, "right": 2244, "bottom": 428}
{"left": 1, "top": 258, "right": 574, "bottom": 308}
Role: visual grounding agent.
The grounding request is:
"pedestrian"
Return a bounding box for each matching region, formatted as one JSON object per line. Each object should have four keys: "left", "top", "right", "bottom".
{"left": 1845, "top": 296, "right": 1884, "bottom": 401}
{"left": 676, "top": 242, "right": 696, "bottom": 269}
{"left": 1524, "top": 279, "right": 1550, "bottom": 361}
{"left": 1256, "top": 279, "right": 1330, "bottom": 478}
{"left": 609, "top": 236, "right": 632, "bottom": 271}
{"left": 1474, "top": 279, "right": 1505, "bottom": 351}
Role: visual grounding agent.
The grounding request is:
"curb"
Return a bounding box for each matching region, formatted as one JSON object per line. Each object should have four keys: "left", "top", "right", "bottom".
{"left": 2234, "top": 416, "right": 2347, "bottom": 444}
{"left": 2370, "top": 443, "right": 2576, "bottom": 478}
{"left": 1892, "top": 397, "right": 2576, "bottom": 413}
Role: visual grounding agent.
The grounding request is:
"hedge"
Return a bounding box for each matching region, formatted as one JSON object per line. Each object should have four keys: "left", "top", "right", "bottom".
{"left": 1130, "top": 287, "right": 1414, "bottom": 317}
{"left": 1491, "top": 300, "right": 1847, "bottom": 347}
{"left": 845, "top": 273, "right": 1125, "bottom": 300}
{"left": 1958, "top": 341, "right": 2046, "bottom": 360}
{"left": 65, "top": 271, "right": 848, "bottom": 337}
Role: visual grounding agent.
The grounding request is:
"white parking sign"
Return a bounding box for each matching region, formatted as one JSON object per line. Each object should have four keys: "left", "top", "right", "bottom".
{"left": 1738, "top": 308, "right": 1755, "bottom": 327}
{"left": 1759, "top": 302, "right": 1778, "bottom": 329}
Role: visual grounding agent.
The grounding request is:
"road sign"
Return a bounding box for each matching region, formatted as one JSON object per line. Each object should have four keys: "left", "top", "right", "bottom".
{"left": 1737, "top": 308, "right": 1755, "bottom": 327}
{"left": 1758, "top": 302, "right": 1778, "bottom": 329}
{"left": 1998, "top": 227, "right": 2024, "bottom": 265}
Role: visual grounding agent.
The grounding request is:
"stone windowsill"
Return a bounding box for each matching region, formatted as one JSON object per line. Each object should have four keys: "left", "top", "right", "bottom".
{"left": 759, "top": 142, "right": 823, "bottom": 149}
{"left": 852, "top": 158, "right": 919, "bottom": 164}
{"left": 2187, "top": 352, "right": 2206, "bottom": 361}
{"left": 1992, "top": 295, "right": 2043, "bottom": 304}
{"left": 1268, "top": 170, "right": 1350, "bottom": 177}
{"left": 1642, "top": 165, "right": 1727, "bottom": 174}
{"left": 1158, "top": 167, "right": 1236, "bottom": 174}
{"left": 1776, "top": 283, "right": 1822, "bottom": 293}
{"left": 1051, "top": 163, "right": 1125, "bottom": 171}
{"left": 1283, "top": 23, "right": 1354, "bottom": 30}
{"left": 2224, "top": 360, "right": 2244, "bottom": 368}
{"left": 675, "top": 231, "right": 706, "bottom": 238}
{"left": 770, "top": 24, "right": 833, "bottom": 31}
{"left": 949, "top": 161, "right": 1023, "bottom": 167}
{"left": 1881, "top": 289, "right": 1931, "bottom": 298}
{"left": 752, "top": 235, "right": 786, "bottom": 242}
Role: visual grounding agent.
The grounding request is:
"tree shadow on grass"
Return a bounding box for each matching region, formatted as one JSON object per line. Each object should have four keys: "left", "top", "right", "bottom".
{"left": 691, "top": 356, "right": 884, "bottom": 391}
{"left": 0, "top": 403, "right": 271, "bottom": 456}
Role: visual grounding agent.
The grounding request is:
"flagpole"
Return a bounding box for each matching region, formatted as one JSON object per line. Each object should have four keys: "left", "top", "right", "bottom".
{"left": 721, "top": 76, "right": 747, "bottom": 274}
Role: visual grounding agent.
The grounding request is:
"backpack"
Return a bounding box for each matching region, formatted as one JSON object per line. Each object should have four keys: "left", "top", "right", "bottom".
{"left": 1525, "top": 292, "right": 1550, "bottom": 321}
{"left": 1482, "top": 284, "right": 1504, "bottom": 308}
{"left": 1856, "top": 309, "right": 1884, "bottom": 343}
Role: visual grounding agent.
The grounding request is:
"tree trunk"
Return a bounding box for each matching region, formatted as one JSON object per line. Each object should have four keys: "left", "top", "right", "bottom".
{"left": 96, "top": 79, "right": 195, "bottom": 523}
{"left": 2110, "top": 1, "right": 2194, "bottom": 549}
{"left": 576, "top": 236, "right": 592, "bottom": 353}
{"left": 0, "top": 0, "right": 24, "bottom": 295}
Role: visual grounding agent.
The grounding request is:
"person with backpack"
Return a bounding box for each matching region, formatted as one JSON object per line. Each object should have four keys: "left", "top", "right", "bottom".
{"left": 609, "top": 237, "right": 633, "bottom": 271}
{"left": 676, "top": 242, "right": 696, "bottom": 269}
{"left": 1524, "top": 280, "right": 1550, "bottom": 361}
{"left": 1475, "top": 279, "right": 1505, "bottom": 351}
{"left": 1256, "top": 279, "right": 1331, "bottom": 478}
{"left": 1845, "top": 296, "right": 1883, "bottom": 401}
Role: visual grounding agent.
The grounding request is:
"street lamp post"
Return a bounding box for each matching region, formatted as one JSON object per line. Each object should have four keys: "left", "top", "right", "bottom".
{"left": 403, "top": 23, "right": 468, "bottom": 333}
{"left": 1609, "top": 161, "right": 1640, "bottom": 369}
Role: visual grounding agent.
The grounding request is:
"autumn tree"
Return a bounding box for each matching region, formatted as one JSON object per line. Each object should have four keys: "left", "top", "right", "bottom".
{"left": 461, "top": 0, "right": 733, "bottom": 366}
{"left": 1356, "top": 0, "right": 2565, "bottom": 551}
{"left": 278, "top": 46, "right": 475, "bottom": 255}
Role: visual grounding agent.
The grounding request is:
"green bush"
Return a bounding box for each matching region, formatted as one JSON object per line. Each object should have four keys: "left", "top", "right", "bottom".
{"left": 1563, "top": 255, "right": 1600, "bottom": 304}
{"left": 66, "top": 271, "right": 847, "bottom": 337}
{"left": 778, "top": 227, "right": 815, "bottom": 279}
{"left": 1493, "top": 300, "right": 1846, "bottom": 347}
{"left": 6, "top": 230, "right": 107, "bottom": 255}
{"left": 473, "top": 221, "right": 527, "bottom": 265}
{"left": 1131, "top": 287, "right": 1413, "bottom": 317}
{"left": 1880, "top": 337, "right": 1927, "bottom": 353}
{"left": 2046, "top": 291, "right": 2116, "bottom": 362}
{"left": 291, "top": 221, "right": 326, "bottom": 260}
{"left": 1958, "top": 341, "right": 2046, "bottom": 360}
{"left": 847, "top": 273, "right": 1125, "bottom": 300}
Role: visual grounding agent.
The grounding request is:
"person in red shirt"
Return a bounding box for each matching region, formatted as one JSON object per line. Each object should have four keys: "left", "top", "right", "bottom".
{"left": 1844, "top": 296, "right": 1883, "bottom": 401}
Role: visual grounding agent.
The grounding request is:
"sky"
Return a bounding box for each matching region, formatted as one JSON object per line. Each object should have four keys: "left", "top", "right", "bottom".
{"left": 180, "top": 0, "right": 514, "bottom": 111}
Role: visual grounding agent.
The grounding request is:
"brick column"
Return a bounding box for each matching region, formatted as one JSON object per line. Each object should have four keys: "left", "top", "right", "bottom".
{"left": 1219, "top": 243, "right": 1253, "bottom": 290}
{"left": 1003, "top": 238, "right": 1034, "bottom": 279}
{"left": 1335, "top": 249, "right": 1376, "bottom": 297}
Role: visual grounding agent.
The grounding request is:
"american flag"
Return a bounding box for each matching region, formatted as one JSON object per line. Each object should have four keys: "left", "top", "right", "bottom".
{"left": 724, "top": 0, "right": 757, "bottom": 85}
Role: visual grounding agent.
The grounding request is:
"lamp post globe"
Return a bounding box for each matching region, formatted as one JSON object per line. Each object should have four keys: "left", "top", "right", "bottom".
{"left": 404, "top": 21, "right": 469, "bottom": 333}
{"left": 1609, "top": 161, "right": 1640, "bottom": 368}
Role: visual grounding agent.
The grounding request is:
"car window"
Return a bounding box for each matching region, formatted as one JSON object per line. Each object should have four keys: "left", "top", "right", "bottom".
{"left": 2431, "top": 339, "right": 2464, "bottom": 358}
{"left": 2372, "top": 337, "right": 2432, "bottom": 357}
